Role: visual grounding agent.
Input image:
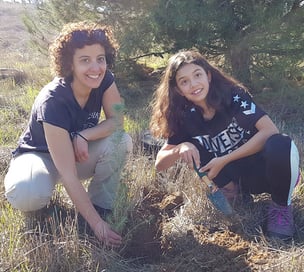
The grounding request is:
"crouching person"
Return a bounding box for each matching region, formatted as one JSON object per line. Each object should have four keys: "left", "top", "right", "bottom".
{"left": 4, "top": 21, "right": 133, "bottom": 247}
{"left": 150, "top": 50, "right": 300, "bottom": 241}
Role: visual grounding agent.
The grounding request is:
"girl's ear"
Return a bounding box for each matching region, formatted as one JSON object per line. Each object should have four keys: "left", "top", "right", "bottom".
{"left": 208, "top": 71, "right": 212, "bottom": 83}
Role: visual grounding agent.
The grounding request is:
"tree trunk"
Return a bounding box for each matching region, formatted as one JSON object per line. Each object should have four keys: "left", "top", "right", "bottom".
{"left": 229, "top": 43, "right": 251, "bottom": 88}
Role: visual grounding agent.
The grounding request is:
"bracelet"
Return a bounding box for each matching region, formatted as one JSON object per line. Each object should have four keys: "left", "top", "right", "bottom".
{"left": 76, "top": 132, "right": 88, "bottom": 142}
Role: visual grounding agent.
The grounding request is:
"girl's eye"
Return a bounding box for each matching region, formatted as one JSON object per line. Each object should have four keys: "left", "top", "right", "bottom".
{"left": 181, "top": 79, "right": 188, "bottom": 86}
{"left": 195, "top": 72, "right": 202, "bottom": 78}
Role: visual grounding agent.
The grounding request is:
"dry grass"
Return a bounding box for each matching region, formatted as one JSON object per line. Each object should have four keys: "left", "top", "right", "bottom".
{"left": 1, "top": 150, "right": 304, "bottom": 271}
{"left": 1, "top": 2, "right": 304, "bottom": 271}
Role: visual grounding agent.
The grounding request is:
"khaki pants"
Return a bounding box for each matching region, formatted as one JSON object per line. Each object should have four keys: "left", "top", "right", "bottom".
{"left": 4, "top": 132, "right": 132, "bottom": 212}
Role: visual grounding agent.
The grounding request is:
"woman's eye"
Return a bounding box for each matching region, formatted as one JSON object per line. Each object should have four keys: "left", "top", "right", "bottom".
{"left": 80, "top": 58, "right": 89, "bottom": 63}
{"left": 98, "top": 56, "right": 106, "bottom": 63}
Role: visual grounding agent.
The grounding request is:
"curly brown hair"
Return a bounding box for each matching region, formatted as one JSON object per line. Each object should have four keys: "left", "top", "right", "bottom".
{"left": 49, "top": 21, "right": 118, "bottom": 78}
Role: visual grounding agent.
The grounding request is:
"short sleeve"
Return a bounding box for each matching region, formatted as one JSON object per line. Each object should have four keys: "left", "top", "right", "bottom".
{"left": 230, "top": 87, "right": 266, "bottom": 129}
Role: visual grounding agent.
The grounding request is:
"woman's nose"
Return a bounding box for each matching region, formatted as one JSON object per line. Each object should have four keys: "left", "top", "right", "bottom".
{"left": 90, "top": 60, "right": 103, "bottom": 71}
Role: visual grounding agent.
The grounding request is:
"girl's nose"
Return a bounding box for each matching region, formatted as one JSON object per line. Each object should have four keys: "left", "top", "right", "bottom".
{"left": 190, "top": 78, "right": 196, "bottom": 88}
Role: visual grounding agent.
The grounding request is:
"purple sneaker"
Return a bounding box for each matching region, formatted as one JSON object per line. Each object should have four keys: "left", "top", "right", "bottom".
{"left": 267, "top": 201, "right": 294, "bottom": 240}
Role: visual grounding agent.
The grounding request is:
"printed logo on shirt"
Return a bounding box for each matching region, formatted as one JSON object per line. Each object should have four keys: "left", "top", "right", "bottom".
{"left": 83, "top": 111, "right": 100, "bottom": 129}
{"left": 193, "top": 118, "right": 246, "bottom": 156}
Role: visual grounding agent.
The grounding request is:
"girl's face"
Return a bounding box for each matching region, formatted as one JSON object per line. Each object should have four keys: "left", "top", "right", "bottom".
{"left": 175, "top": 63, "right": 211, "bottom": 105}
{"left": 72, "top": 44, "right": 107, "bottom": 92}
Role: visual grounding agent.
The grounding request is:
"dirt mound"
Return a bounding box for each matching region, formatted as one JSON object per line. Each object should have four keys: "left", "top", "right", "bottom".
{"left": 121, "top": 189, "right": 184, "bottom": 263}
{"left": 120, "top": 187, "right": 300, "bottom": 271}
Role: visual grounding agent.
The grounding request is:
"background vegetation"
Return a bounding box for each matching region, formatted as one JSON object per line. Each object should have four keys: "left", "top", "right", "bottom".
{"left": 0, "top": 1, "right": 304, "bottom": 271}
{"left": 22, "top": 0, "right": 304, "bottom": 130}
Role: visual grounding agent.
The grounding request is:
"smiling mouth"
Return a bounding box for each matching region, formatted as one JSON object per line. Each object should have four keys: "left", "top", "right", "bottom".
{"left": 87, "top": 74, "right": 100, "bottom": 79}
{"left": 192, "top": 88, "right": 203, "bottom": 95}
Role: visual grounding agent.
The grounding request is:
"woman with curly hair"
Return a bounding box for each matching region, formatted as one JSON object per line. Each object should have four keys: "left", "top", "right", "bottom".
{"left": 150, "top": 50, "right": 300, "bottom": 240}
{"left": 4, "top": 21, "right": 132, "bottom": 246}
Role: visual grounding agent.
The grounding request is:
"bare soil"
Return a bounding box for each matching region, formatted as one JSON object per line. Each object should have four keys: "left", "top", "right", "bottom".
{"left": 119, "top": 187, "right": 304, "bottom": 272}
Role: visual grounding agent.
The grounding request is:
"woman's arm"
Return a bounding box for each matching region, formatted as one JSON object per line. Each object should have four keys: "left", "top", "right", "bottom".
{"left": 155, "top": 142, "right": 200, "bottom": 171}
{"left": 81, "top": 82, "right": 124, "bottom": 141}
{"left": 43, "top": 122, "right": 122, "bottom": 246}
{"left": 200, "top": 115, "right": 279, "bottom": 179}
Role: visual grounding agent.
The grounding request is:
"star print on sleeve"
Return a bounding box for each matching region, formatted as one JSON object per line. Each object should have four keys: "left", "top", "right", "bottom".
{"left": 234, "top": 92, "right": 256, "bottom": 115}
{"left": 240, "top": 100, "right": 249, "bottom": 109}
{"left": 231, "top": 87, "right": 264, "bottom": 125}
{"left": 233, "top": 94, "right": 240, "bottom": 102}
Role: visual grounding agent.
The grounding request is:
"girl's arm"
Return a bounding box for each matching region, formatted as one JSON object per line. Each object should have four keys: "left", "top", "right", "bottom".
{"left": 201, "top": 115, "right": 279, "bottom": 179}
{"left": 43, "top": 122, "right": 122, "bottom": 246}
{"left": 155, "top": 142, "right": 200, "bottom": 171}
{"left": 225, "top": 115, "right": 278, "bottom": 161}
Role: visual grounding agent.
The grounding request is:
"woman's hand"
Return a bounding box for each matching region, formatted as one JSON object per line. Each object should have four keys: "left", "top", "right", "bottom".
{"left": 72, "top": 134, "right": 89, "bottom": 162}
{"left": 178, "top": 142, "right": 200, "bottom": 168}
{"left": 93, "top": 220, "right": 122, "bottom": 247}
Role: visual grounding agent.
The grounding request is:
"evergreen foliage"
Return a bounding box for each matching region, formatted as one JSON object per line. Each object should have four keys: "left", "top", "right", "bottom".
{"left": 23, "top": 0, "right": 304, "bottom": 91}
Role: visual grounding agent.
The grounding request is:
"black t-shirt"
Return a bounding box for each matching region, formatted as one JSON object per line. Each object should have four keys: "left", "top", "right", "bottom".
{"left": 167, "top": 87, "right": 266, "bottom": 158}
{"left": 15, "top": 70, "right": 114, "bottom": 154}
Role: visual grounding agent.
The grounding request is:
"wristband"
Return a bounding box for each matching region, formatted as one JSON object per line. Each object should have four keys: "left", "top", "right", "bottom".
{"left": 76, "top": 132, "right": 88, "bottom": 142}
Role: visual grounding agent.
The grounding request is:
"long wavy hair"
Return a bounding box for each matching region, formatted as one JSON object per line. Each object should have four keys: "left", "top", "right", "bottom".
{"left": 49, "top": 21, "right": 118, "bottom": 79}
{"left": 150, "top": 50, "right": 245, "bottom": 138}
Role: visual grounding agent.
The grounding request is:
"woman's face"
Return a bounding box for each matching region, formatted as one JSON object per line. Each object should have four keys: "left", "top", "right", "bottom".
{"left": 175, "top": 63, "right": 211, "bottom": 105}
{"left": 71, "top": 43, "right": 107, "bottom": 91}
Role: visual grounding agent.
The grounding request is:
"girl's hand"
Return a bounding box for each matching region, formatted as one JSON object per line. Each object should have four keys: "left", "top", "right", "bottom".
{"left": 72, "top": 133, "right": 89, "bottom": 162}
{"left": 178, "top": 142, "right": 200, "bottom": 168}
{"left": 200, "top": 156, "right": 228, "bottom": 180}
{"left": 93, "top": 220, "right": 122, "bottom": 247}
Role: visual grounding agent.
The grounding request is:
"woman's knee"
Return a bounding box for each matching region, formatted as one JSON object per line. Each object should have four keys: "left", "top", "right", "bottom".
{"left": 4, "top": 153, "right": 57, "bottom": 212}
{"left": 101, "top": 131, "right": 133, "bottom": 156}
{"left": 5, "top": 179, "right": 53, "bottom": 212}
{"left": 122, "top": 132, "right": 133, "bottom": 153}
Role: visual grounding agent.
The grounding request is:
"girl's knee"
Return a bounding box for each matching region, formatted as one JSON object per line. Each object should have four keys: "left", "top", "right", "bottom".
{"left": 264, "top": 134, "right": 299, "bottom": 169}
{"left": 264, "top": 134, "right": 294, "bottom": 155}
{"left": 265, "top": 134, "right": 292, "bottom": 148}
